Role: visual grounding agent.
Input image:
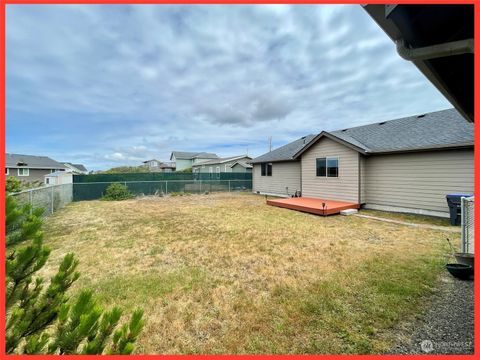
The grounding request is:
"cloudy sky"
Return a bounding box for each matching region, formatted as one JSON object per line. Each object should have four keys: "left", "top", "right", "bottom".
{"left": 6, "top": 4, "right": 451, "bottom": 171}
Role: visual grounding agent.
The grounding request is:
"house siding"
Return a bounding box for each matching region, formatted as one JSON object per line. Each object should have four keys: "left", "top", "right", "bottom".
{"left": 174, "top": 159, "right": 193, "bottom": 171}
{"left": 301, "top": 137, "right": 360, "bottom": 203}
{"left": 364, "top": 149, "right": 474, "bottom": 214}
{"left": 7, "top": 168, "right": 60, "bottom": 182}
{"left": 359, "top": 154, "right": 366, "bottom": 203}
{"left": 253, "top": 161, "right": 301, "bottom": 197}
{"left": 231, "top": 164, "right": 252, "bottom": 172}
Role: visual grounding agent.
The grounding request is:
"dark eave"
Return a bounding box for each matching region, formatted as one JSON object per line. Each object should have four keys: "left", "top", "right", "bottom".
{"left": 363, "top": 4, "right": 473, "bottom": 122}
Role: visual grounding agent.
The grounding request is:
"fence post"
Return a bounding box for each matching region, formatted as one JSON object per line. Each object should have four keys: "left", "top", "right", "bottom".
{"left": 29, "top": 190, "right": 33, "bottom": 214}
{"left": 166, "top": 181, "right": 168, "bottom": 195}
{"left": 51, "top": 186, "right": 54, "bottom": 214}
{"left": 228, "top": 180, "right": 231, "bottom": 192}
{"left": 200, "top": 180, "right": 202, "bottom": 194}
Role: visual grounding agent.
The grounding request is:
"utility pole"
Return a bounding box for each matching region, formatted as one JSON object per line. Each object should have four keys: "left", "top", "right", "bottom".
{"left": 268, "top": 136, "right": 272, "bottom": 152}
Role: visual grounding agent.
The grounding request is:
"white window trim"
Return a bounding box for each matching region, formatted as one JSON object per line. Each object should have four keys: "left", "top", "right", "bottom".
{"left": 18, "top": 168, "right": 30, "bottom": 177}
{"left": 5, "top": 168, "right": 9, "bottom": 175}
{"left": 209, "top": 167, "right": 213, "bottom": 173}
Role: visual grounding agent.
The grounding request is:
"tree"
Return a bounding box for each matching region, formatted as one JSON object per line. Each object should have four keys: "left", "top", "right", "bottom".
{"left": 99, "top": 166, "right": 149, "bottom": 174}
{"left": 6, "top": 176, "right": 22, "bottom": 193}
{"left": 5, "top": 195, "right": 144, "bottom": 354}
{"left": 176, "top": 167, "right": 192, "bottom": 173}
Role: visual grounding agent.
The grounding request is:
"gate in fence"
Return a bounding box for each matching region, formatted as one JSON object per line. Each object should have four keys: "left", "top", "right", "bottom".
{"left": 461, "top": 196, "right": 474, "bottom": 254}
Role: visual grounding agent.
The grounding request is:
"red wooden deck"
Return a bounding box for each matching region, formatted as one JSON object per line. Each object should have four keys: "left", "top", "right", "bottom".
{"left": 266, "top": 197, "right": 360, "bottom": 216}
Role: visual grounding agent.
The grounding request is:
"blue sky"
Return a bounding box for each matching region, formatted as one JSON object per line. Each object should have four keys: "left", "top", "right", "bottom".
{"left": 6, "top": 4, "right": 451, "bottom": 171}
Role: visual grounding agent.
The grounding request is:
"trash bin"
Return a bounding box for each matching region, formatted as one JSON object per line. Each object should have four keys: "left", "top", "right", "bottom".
{"left": 446, "top": 194, "right": 472, "bottom": 226}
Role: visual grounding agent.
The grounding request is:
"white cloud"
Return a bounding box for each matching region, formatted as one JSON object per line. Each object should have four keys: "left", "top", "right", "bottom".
{"left": 6, "top": 4, "right": 451, "bottom": 170}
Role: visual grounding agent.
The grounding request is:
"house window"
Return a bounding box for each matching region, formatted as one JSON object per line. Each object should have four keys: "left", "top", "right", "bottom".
{"left": 261, "top": 163, "right": 272, "bottom": 176}
{"left": 18, "top": 168, "right": 29, "bottom": 177}
{"left": 316, "top": 157, "right": 338, "bottom": 177}
{"left": 45, "top": 178, "right": 50, "bottom": 184}
{"left": 216, "top": 166, "right": 220, "bottom": 179}
{"left": 5, "top": 168, "right": 9, "bottom": 175}
{"left": 327, "top": 158, "right": 339, "bottom": 177}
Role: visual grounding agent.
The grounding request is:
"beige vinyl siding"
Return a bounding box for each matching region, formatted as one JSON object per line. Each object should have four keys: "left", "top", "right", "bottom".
{"left": 301, "top": 137, "right": 360, "bottom": 203}
{"left": 253, "top": 162, "right": 301, "bottom": 197}
{"left": 364, "top": 149, "right": 474, "bottom": 214}
{"left": 359, "top": 154, "right": 366, "bottom": 203}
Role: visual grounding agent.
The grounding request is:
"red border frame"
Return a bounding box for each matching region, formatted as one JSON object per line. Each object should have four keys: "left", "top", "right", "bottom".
{"left": 0, "top": 1, "right": 477, "bottom": 358}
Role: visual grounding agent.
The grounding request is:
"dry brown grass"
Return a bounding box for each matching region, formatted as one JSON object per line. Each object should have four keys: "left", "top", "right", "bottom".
{"left": 41, "top": 193, "right": 456, "bottom": 354}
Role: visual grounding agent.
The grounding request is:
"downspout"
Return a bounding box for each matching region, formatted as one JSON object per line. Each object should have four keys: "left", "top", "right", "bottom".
{"left": 395, "top": 38, "right": 474, "bottom": 61}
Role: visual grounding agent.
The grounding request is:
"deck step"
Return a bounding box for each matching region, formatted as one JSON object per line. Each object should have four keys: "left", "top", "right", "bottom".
{"left": 340, "top": 209, "right": 358, "bottom": 216}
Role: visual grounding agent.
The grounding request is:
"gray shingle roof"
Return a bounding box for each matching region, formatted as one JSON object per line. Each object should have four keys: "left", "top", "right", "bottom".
{"left": 171, "top": 151, "right": 219, "bottom": 160}
{"left": 328, "top": 108, "right": 473, "bottom": 153}
{"left": 251, "top": 135, "right": 316, "bottom": 163}
{"left": 6, "top": 153, "right": 66, "bottom": 169}
{"left": 194, "top": 155, "right": 251, "bottom": 166}
{"left": 64, "top": 162, "right": 88, "bottom": 172}
{"left": 230, "top": 160, "right": 252, "bottom": 169}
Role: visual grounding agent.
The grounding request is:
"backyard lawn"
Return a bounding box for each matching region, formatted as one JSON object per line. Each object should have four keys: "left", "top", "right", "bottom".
{"left": 41, "top": 193, "right": 456, "bottom": 354}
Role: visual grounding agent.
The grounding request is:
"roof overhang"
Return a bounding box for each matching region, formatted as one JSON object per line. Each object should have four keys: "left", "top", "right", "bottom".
{"left": 363, "top": 4, "right": 473, "bottom": 122}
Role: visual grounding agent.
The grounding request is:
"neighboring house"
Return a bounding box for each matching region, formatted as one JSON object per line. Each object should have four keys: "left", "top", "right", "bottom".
{"left": 142, "top": 159, "right": 176, "bottom": 172}
{"left": 170, "top": 151, "right": 219, "bottom": 171}
{"left": 6, "top": 153, "right": 66, "bottom": 182}
{"left": 251, "top": 108, "right": 473, "bottom": 217}
{"left": 192, "top": 155, "right": 252, "bottom": 177}
{"left": 44, "top": 171, "right": 73, "bottom": 185}
{"left": 63, "top": 162, "right": 88, "bottom": 174}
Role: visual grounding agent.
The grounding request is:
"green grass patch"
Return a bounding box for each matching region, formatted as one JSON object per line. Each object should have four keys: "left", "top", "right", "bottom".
{"left": 80, "top": 267, "right": 206, "bottom": 310}
{"left": 245, "top": 254, "right": 445, "bottom": 354}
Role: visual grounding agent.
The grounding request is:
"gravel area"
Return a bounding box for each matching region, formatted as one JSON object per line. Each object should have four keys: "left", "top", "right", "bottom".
{"left": 388, "top": 273, "right": 473, "bottom": 354}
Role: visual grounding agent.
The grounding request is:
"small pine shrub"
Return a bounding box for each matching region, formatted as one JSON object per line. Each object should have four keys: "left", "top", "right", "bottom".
{"left": 6, "top": 176, "right": 22, "bottom": 193}
{"left": 102, "top": 183, "right": 134, "bottom": 201}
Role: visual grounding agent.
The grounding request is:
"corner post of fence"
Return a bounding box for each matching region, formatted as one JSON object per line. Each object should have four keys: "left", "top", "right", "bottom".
{"left": 165, "top": 181, "right": 168, "bottom": 195}
{"left": 200, "top": 180, "right": 202, "bottom": 193}
{"left": 228, "top": 180, "right": 231, "bottom": 192}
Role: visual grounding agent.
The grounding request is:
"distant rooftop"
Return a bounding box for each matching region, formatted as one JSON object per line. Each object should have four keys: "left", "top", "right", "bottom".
{"left": 6, "top": 153, "right": 66, "bottom": 169}
{"left": 170, "top": 151, "right": 219, "bottom": 160}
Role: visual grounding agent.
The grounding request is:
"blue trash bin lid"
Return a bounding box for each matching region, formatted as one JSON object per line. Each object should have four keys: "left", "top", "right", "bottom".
{"left": 447, "top": 193, "right": 473, "bottom": 197}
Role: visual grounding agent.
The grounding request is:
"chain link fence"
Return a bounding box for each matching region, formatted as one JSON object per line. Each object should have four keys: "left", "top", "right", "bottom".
{"left": 461, "top": 196, "right": 474, "bottom": 254}
{"left": 73, "top": 180, "right": 252, "bottom": 201}
{"left": 9, "top": 180, "right": 252, "bottom": 215}
{"left": 10, "top": 184, "right": 73, "bottom": 216}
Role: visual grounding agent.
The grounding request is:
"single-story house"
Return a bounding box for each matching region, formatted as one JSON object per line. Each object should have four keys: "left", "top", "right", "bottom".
{"left": 170, "top": 151, "right": 219, "bottom": 171}
{"left": 251, "top": 108, "right": 473, "bottom": 217}
{"left": 62, "top": 162, "right": 88, "bottom": 174}
{"left": 142, "top": 159, "right": 176, "bottom": 172}
{"left": 44, "top": 171, "right": 73, "bottom": 185}
{"left": 6, "top": 153, "right": 67, "bottom": 182}
{"left": 192, "top": 155, "right": 252, "bottom": 177}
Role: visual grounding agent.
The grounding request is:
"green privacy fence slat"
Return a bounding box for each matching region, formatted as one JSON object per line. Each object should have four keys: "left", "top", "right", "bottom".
{"left": 73, "top": 172, "right": 252, "bottom": 183}
{"left": 72, "top": 180, "right": 252, "bottom": 201}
